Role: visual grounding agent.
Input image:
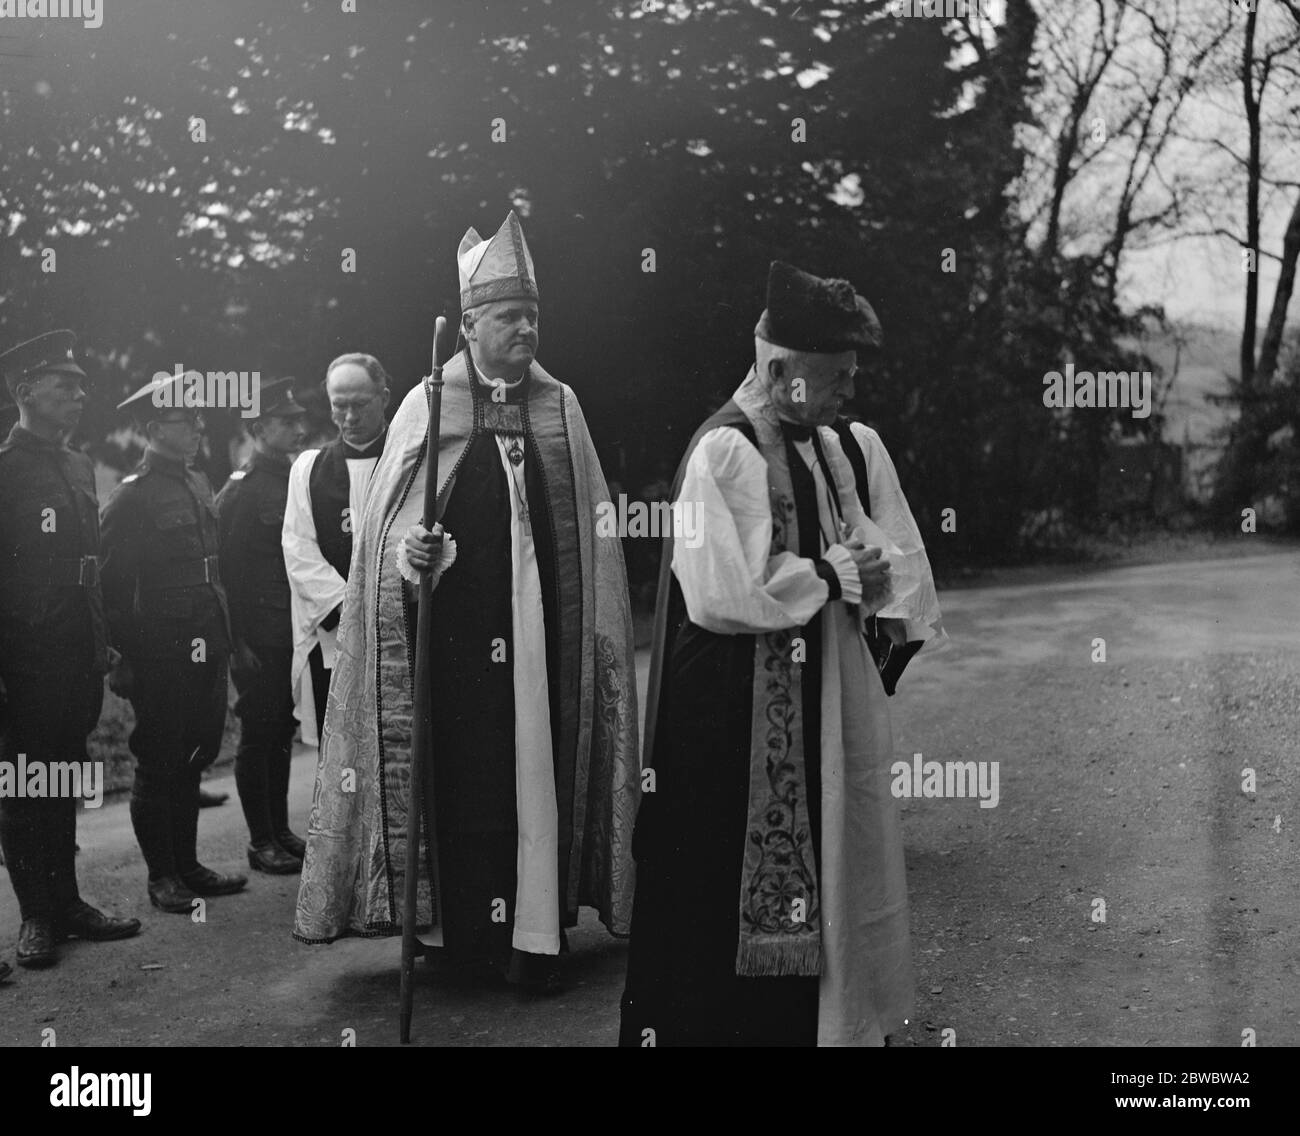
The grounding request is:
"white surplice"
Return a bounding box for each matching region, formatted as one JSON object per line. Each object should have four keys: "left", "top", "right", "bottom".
{"left": 672, "top": 420, "right": 943, "bottom": 1045}
{"left": 283, "top": 441, "right": 384, "bottom": 745}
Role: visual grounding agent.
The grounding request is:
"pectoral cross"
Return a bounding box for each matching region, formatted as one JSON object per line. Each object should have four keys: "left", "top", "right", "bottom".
{"left": 503, "top": 436, "right": 530, "bottom": 531}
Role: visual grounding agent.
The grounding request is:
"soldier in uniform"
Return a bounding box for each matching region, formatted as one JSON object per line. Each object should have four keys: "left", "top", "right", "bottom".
{"left": 215, "top": 378, "right": 308, "bottom": 874}
{"left": 0, "top": 330, "right": 141, "bottom": 970}
{"left": 100, "top": 372, "right": 248, "bottom": 912}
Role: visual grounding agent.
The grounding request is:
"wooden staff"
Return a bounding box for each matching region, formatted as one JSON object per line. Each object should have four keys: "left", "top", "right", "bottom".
{"left": 399, "top": 314, "right": 448, "bottom": 1044}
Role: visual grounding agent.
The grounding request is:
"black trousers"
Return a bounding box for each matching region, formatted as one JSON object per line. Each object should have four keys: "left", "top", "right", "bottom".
{"left": 307, "top": 643, "right": 330, "bottom": 743}
{"left": 231, "top": 645, "right": 297, "bottom": 846}
{"left": 0, "top": 671, "right": 104, "bottom": 921}
{"left": 127, "top": 656, "right": 228, "bottom": 880}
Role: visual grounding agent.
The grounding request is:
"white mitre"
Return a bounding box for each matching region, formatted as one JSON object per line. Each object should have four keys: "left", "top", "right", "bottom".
{"left": 457, "top": 212, "right": 539, "bottom": 311}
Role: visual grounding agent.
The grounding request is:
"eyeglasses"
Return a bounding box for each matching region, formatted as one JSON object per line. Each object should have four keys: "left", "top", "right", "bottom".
{"left": 329, "top": 394, "right": 383, "bottom": 420}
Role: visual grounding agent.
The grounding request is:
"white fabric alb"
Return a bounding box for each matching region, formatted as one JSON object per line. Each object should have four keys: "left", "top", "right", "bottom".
{"left": 672, "top": 424, "right": 945, "bottom": 644}
{"left": 283, "top": 444, "right": 383, "bottom": 746}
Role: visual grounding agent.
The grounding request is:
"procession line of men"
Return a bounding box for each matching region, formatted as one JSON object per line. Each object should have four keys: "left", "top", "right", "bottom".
{"left": 0, "top": 330, "right": 391, "bottom": 971}
{"left": 2, "top": 212, "right": 945, "bottom": 1046}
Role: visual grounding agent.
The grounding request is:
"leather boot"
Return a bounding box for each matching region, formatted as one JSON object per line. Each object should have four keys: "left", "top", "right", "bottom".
{"left": 274, "top": 829, "right": 306, "bottom": 860}
{"left": 0, "top": 959, "right": 11, "bottom": 983}
{"left": 171, "top": 776, "right": 204, "bottom": 879}
{"left": 181, "top": 866, "right": 248, "bottom": 896}
{"left": 129, "top": 795, "right": 176, "bottom": 880}
{"left": 56, "top": 900, "right": 142, "bottom": 942}
{"left": 16, "top": 918, "right": 57, "bottom": 968}
{"left": 198, "top": 787, "right": 228, "bottom": 808}
{"left": 247, "top": 842, "right": 302, "bottom": 875}
{"left": 148, "top": 876, "right": 199, "bottom": 914}
{"left": 268, "top": 741, "right": 293, "bottom": 838}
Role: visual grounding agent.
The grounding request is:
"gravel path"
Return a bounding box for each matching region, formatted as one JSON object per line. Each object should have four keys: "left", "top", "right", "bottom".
{"left": 2, "top": 549, "right": 1296, "bottom": 1046}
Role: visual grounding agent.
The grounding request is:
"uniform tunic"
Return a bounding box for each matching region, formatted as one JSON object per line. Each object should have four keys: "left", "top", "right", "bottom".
{"left": 216, "top": 449, "right": 298, "bottom": 847}
{"left": 0, "top": 425, "right": 108, "bottom": 920}
{"left": 100, "top": 447, "right": 231, "bottom": 880}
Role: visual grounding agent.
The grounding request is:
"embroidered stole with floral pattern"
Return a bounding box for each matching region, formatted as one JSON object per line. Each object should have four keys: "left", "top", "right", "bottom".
{"left": 733, "top": 371, "right": 822, "bottom": 978}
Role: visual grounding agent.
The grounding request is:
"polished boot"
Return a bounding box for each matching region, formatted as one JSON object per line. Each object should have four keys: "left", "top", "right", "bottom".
{"left": 171, "top": 775, "right": 204, "bottom": 879}
{"left": 274, "top": 829, "right": 306, "bottom": 860}
{"left": 16, "top": 918, "right": 57, "bottom": 968}
{"left": 130, "top": 794, "right": 177, "bottom": 881}
{"left": 0, "top": 959, "right": 11, "bottom": 983}
{"left": 148, "top": 876, "right": 199, "bottom": 914}
{"left": 198, "top": 787, "right": 228, "bottom": 808}
{"left": 247, "top": 842, "right": 301, "bottom": 875}
{"left": 56, "top": 900, "right": 142, "bottom": 942}
{"left": 181, "top": 865, "right": 248, "bottom": 896}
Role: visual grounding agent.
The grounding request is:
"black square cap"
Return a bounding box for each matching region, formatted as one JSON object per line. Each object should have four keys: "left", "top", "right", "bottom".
{"left": 754, "top": 261, "right": 883, "bottom": 355}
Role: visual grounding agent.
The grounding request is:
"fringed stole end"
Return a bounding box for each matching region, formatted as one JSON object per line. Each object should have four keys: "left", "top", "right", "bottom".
{"left": 735, "top": 936, "right": 823, "bottom": 978}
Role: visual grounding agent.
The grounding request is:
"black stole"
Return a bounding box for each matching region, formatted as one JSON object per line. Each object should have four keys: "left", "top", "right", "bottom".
{"left": 309, "top": 433, "right": 387, "bottom": 579}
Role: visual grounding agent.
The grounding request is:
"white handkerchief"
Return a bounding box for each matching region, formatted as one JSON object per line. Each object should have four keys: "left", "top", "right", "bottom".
{"left": 845, "top": 515, "right": 920, "bottom": 618}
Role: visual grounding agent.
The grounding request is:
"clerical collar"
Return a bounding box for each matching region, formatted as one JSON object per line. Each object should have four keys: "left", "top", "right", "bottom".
{"left": 466, "top": 348, "right": 529, "bottom": 403}
{"left": 478, "top": 372, "right": 524, "bottom": 389}
{"left": 341, "top": 426, "right": 387, "bottom": 457}
{"left": 476, "top": 371, "right": 527, "bottom": 404}
{"left": 779, "top": 421, "right": 816, "bottom": 443}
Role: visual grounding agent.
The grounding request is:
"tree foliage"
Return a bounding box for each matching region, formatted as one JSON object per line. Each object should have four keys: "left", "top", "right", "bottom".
{"left": 2, "top": 0, "right": 1160, "bottom": 574}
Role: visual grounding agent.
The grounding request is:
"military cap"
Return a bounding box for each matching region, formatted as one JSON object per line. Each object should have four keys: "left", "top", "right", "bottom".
{"left": 754, "top": 261, "right": 883, "bottom": 355}
{"left": 256, "top": 377, "right": 307, "bottom": 418}
{"left": 0, "top": 329, "right": 87, "bottom": 396}
{"left": 117, "top": 370, "right": 210, "bottom": 424}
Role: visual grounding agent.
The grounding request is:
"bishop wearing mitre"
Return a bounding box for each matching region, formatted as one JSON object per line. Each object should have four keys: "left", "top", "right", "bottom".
{"left": 293, "top": 214, "right": 640, "bottom": 993}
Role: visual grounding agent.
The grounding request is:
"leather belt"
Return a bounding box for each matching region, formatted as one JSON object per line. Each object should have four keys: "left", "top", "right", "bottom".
{"left": 140, "top": 554, "right": 221, "bottom": 591}
{"left": 2, "top": 554, "right": 100, "bottom": 587}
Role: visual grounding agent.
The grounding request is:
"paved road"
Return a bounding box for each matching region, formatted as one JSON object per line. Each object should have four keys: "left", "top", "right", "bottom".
{"left": 1, "top": 549, "right": 1296, "bottom": 1046}
{"left": 889, "top": 549, "right": 1300, "bottom": 1046}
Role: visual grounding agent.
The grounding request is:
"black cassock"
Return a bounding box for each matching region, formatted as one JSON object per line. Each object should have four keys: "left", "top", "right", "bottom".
{"left": 416, "top": 421, "right": 564, "bottom": 970}
{"left": 618, "top": 406, "right": 840, "bottom": 1047}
